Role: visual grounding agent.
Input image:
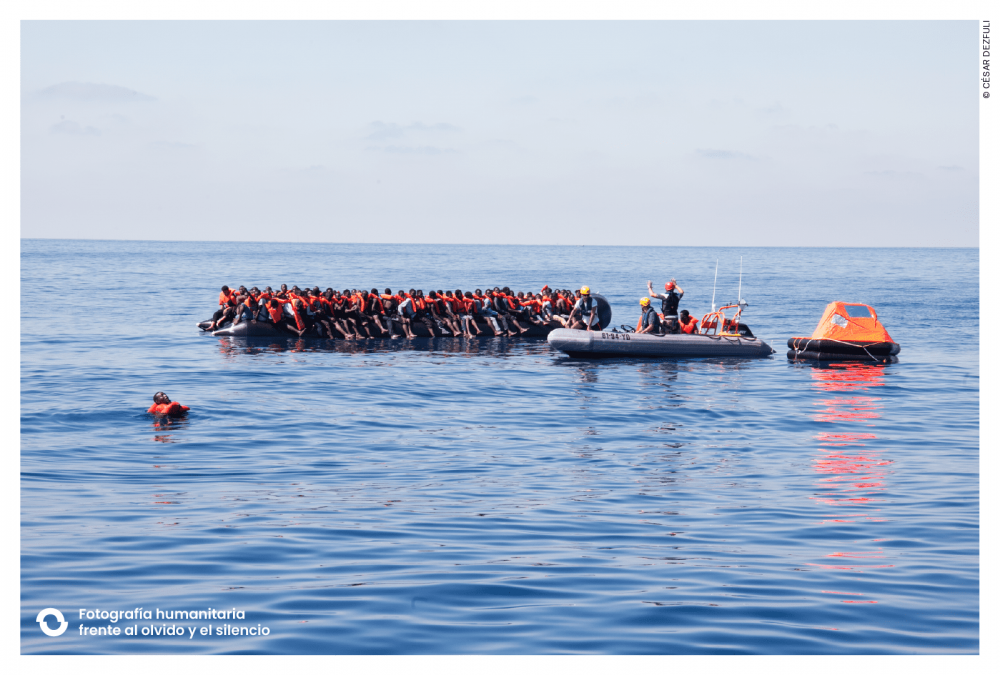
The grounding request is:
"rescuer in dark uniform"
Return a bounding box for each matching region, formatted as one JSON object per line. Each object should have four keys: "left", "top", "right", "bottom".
{"left": 647, "top": 278, "right": 684, "bottom": 334}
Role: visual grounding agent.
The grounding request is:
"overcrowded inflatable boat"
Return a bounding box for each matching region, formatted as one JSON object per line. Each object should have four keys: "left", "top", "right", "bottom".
{"left": 202, "top": 293, "right": 614, "bottom": 340}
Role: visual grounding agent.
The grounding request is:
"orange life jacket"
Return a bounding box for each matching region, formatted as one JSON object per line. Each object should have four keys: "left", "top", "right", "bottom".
{"left": 289, "top": 302, "right": 306, "bottom": 331}
{"left": 148, "top": 401, "right": 189, "bottom": 416}
{"left": 682, "top": 318, "right": 699, "bottom": 334}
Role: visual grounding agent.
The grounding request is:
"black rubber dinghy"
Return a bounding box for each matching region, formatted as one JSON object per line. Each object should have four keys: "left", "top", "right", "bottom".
{"left": 548, "top": 328, "right": 774, "bottom": 358}
{"left": 200, "top": 294, "right": 612, "bottom": 339}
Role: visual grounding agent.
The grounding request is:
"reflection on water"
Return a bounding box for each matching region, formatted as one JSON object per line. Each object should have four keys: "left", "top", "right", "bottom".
{"left": 213, "top": 335, "right": 551, "bottom": 358}
{"left": 809, "top": 363, "right": 894, "bottom": 602}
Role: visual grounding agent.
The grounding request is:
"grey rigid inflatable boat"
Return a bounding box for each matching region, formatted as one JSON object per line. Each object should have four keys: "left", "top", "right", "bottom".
{"left": 547, "top": 328, "right": 775, "bottom": 358}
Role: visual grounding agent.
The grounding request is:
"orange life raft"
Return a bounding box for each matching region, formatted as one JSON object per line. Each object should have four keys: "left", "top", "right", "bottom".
{"left": 787, "top": 302, "right": 900, "bottom": 362}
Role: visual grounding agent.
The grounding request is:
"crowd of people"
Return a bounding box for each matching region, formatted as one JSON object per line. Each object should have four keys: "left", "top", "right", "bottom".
{"left": 201, "top": 284, "right": 607, "bottom": 339}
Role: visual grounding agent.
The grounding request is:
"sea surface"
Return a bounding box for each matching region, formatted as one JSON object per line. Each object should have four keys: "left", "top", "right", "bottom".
{"left": 20, "top": 241, "right": 979, "bottom": 654}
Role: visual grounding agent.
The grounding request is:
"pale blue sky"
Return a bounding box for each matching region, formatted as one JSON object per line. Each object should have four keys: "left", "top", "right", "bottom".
{"left": 20, "top": 20, "right": 978, "bottom": 245}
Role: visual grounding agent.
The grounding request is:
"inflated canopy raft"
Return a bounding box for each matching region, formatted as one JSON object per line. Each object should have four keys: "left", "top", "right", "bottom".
{"left": 787, "top": 302, "right": 900, "bottom": 362}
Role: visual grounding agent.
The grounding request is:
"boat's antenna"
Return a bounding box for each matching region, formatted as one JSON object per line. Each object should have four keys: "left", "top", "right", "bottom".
{"left": 738, "top": 256, "right": 743, "bottom": 304}
{"left": 737, "top": 256, "right": 748, "bottom": 310}
{"left": 711, "top": 259, "right": 719, "bottom": 312}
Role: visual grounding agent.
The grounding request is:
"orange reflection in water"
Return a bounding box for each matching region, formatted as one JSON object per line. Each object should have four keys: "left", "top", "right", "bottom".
{"left": 808, "top": 363, "right": 894, "bottom": 604}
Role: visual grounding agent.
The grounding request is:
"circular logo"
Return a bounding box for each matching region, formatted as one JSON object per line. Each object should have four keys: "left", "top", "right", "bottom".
{"left": 36, "top": 608, "right": 68, "bottom": 636}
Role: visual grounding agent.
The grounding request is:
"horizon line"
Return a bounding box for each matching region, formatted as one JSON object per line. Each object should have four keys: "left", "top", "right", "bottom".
{"left": 19, "top": 237, "right": 980, "bottom": 250}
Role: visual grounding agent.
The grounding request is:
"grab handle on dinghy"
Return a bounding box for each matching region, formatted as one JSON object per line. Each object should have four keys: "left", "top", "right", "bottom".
{"left": 700, "top": 304, "right": 743, "bottom": 336}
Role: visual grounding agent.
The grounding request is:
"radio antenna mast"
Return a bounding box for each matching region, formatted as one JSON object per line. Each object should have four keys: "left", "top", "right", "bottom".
{"left": 738, "top": 256, "right": 743, "bottom": 304}
{"left": 711, "top": 259, "right": 719, "bottom": 312}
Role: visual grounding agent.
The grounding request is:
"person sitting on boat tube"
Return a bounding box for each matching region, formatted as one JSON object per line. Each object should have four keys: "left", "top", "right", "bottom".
{"left": 147, "top": 392, "right": 189, "bottom": 417}
{"left": 679, "top": 309, "right": 699, "bottom": 334}
{"left": 647, "top": 279, "right": 684, "bottom": 334}
{"left": 568, "top": 286, "right": 599, "bottom": 331}
{"left": 636, "top": 297, "right": 662, "bottom": 334}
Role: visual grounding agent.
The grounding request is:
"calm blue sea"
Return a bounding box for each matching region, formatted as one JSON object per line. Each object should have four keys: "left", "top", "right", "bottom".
{"left": 20, "top": 240, "right": 979, "bottom": 654}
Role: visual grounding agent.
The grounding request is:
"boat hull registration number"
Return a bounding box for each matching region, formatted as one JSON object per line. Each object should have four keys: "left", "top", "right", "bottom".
{"left": 600, "top": 332, "right": 631, "bottom": 340}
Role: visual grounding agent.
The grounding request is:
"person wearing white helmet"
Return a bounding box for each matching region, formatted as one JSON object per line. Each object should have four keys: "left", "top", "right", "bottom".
{"left": 647, "top": 278, "right": 684, "bottom": 334}
{"left": 568, "top": 286, "right": 599, "bottom": 331}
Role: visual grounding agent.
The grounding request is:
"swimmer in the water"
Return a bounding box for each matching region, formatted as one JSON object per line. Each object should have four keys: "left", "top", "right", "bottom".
{"left": 147, "top": 392, "right": 190, "bottom": 417}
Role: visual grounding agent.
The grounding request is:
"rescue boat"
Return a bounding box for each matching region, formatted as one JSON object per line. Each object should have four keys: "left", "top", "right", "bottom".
{"left": 547, "top": 302, "right": 774, "bottom": 358}
{"left": 787, "top": 302, "right": 900, "bottom": 362}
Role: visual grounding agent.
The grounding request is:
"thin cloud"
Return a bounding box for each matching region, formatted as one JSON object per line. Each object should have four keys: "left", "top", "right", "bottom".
{"left": 696, "top": 148, "right": 756, "bottom": 160}
{"left": 864, "top": 169, "right": 924, "bottom": 179}
{"left": 373, "top": 145, "right": 457, "bottom": 155}
{"left": 366, "top": 121, "right": 460, "bottom": 140}
{"left": 50, "top": 119, "right": 100, "bottom": 136}
{"left": 35, "top": 81, "right": 156, "bottom": 103}
{"left": 150, "top": 141, "right": 199, "bottom": 150}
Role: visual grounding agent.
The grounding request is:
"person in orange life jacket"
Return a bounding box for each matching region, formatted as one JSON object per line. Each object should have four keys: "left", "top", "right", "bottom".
{"left": 232, "top": 294, "right": 259, "bottom": 326}
{"left": 521, "top": 292, "right": 547, "bottom": 326}
{"left": 440, "top": 291, "right": 465, "bottom": 336}
{"left": 422, "top": 291, "right": 450, "bottom": 336}
{"left": 395, "top": 290, "right": 419, "bottom": 339}
{"left": 539, "top": 292, "right": 555, "bottom": 322}
{"left": 345, "top": 290, "right": 375, "bottom": 338}
{"left": 569, "top": 286, "right": 599, "bottom": 331}
{"left": 495, "top": 288, "right": 528, "bottom": 335}
{"left": 333, "top": 290, "right": 362, "bottom": 338}
{"left": 378, "top": 294, "right": 405, "bottom": 339}
{"left": 679, "top": 309, "right": 700, "bottom": 334}
{"left": 283, "top": 298, "right": 310, "bottom": 337}
{"left": 264, "top": 298, "right": 293, "bottom": 333}
{"left": 320, "top": 288, "right": 353, "bottom": 339}
{"left": 307, "top": 293, "right": 337, "bottom": 338}
{"left": 426, "top": 291, "right": 454, "bottom": 335}
{"left": 148, "top": 392, "right": 189, "bottom": 417}
{"left": 364, "top": 289, "right": 389, "bottom": 336}
{"left": 454, "top": 289, "right": 480, "bottom": 338}
{"left": 357, "top": 289, "right": 388, "bottom": 337}
{"left": 636, "top": 297, "right": 662, "bottom": 334}
{"left": 486, "top": 290, "right": 514, "bottom": 336}
{"left": 415, "top": 290, "right": 445, "bottom": 336}
{"left": 473, "top": 290, "right": 504, "bottom": 335}
{"left": 276, "top": 284, "right": 289, "bottom": 299}
{"left": 647, "top": 279, "right": 684, "bottom": 334}
{"left": 461, "top": 291, "right": 483, "bottom": 337}
{"left": 203, "top": 285, "right": 236, "bottom": 330}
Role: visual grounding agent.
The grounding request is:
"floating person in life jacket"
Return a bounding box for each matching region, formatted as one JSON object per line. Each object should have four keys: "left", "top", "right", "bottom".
{"left": 647, "top": 279, "right": 684, "bottom": 334}
{"left": 636, "top": 297, "right": 662, "bottom": 334}
{"left": 147, "top": 392, "right": 190, "bottom": 417}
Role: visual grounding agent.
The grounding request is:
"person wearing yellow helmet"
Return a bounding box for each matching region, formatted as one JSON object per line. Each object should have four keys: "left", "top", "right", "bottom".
{"left": 568, "top": 286, "right": 599, "bottom": 331}
{"left": 636, "top": 297, "right": 662, "bottom": 334}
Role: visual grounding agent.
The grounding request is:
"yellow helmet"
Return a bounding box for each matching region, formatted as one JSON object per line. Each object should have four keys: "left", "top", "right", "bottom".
{"left": 640, "top": 297, "right": 650, "bottom": 306}
{"left": 580, "top": 286, "right": 590, "bottom": 295}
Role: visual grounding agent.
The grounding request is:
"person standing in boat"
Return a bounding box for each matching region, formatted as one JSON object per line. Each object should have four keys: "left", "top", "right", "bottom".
{"left": 636, "top": 297, "right": 662, "bottom": 334}
{"left": 647, "top": 279, "right": 684, "bottom": 334}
